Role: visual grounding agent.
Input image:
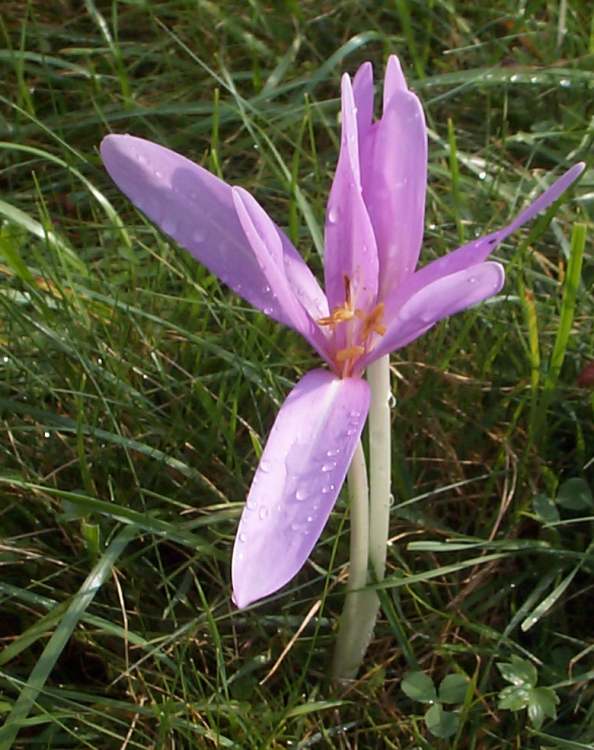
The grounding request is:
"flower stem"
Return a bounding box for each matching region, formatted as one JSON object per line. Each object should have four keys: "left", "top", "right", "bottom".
{"left": 368, "top": 354, "right": 392, "bottom": 581}
{"left": 331, "top": 440, "right": 376, "bottom": 681}
{"left": 332, "top": 355, "right": 393, "bottom": 681}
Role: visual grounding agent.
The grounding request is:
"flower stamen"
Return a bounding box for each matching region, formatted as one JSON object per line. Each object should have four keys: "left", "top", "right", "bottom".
{"left": 336, "top": 345, "right": 365, "bottom": 363}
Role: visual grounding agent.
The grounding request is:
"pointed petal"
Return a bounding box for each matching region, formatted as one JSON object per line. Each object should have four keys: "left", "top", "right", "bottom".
{"left": 100, "top": 134, "right": 328, "bottom": 333}
{"left": 383, "top": 54, "right": 408, "bottom": 110}
{"left": 352, "top": 61, "right": 374, "bottom": 141}
{"left": 232, "top": 188, "right": 330, "bottom": 361}
{"left": 408, "top": 163, "right": 585, "bottom": 295}
{"left": 324, "top": 75, "right": 379, "bottom": 313}
{"left": 362, "top": 262, "right": 504, "bottom": 365}
{"left": 232, "top": 369, "right": 370, "bottom": 608}
{"left": 361, "top": 88, "right": 427, "bottom": 297}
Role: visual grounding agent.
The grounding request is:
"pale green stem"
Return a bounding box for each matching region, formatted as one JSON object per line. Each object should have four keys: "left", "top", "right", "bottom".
{"left": 368, "top": 354, "right": 392, "bottom": 580}
{"left": 332, "top": 440, "right": 376, "bottom": 680}
{"left": 332, "top": 355, "right": 393, "bottom": 681}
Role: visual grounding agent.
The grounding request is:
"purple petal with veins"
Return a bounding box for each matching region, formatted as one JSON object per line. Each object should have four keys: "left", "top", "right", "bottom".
{"left": 232, "top": 369, "right": 370, "bottom": 608}
{"left": 100, "top": 134, "right": 328, "bottom": 337}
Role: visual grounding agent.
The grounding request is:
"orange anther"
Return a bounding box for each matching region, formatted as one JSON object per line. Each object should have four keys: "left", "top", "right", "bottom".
{"left": 336, "top": 345, "right": 365, "bottom": 363}
{"left": 361, "top": 302, "right": 386, "bottom": 338}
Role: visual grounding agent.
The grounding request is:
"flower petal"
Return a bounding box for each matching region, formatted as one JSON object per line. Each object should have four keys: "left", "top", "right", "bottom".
{"left": 232, "top": 187, "right": 331, "bottom": 362}
{"left": 100, "top": 134, "right": 328, "bottom": 332}
{"left": 362, "top": 262, "right": 504, "bottom": 365}
{"left": 361, "top": 87, "right": 427, "bottom": 298}
{"left": 352, "top": 61, "right": 374, "bottom": 142}
{"left": 408, "top": 163, "right": 585, "bottom": 295}
{"left": 383, "top": 54, "right": 408, "bottom": 108}
{"left": 324, "top": 74, "right": 379, "bottom": 314}
{"left": 232, "top": 369, "right": 370, "bottom": 609}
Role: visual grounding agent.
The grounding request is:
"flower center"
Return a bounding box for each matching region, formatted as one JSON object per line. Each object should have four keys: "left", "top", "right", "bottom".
{"left": 317, "top": 276, "right": 386, "bottom": 377}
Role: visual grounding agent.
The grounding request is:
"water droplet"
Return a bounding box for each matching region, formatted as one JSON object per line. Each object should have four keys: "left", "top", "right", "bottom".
{"left": 328, "top": 207, "right": 338, "bottom": 224}
{"left": 97, "top": 357, "right": 103, "bottom": 366}
{"left": 326, "top": 448, "right": 340, "bottom": 457}
{"left": 389, "top": 493, "right": 395, "bottom": 507}
{"left": 295, "top": 489, "right": 308, "bottom": 502}
{"left": 43, "top": 431, "right": 51, "bottom": 439}
{"left": 2, "top": 356, "right": 9, "bottom": 363}
{"left": 387, "top": 392, "right": 397, "bottom": 408}
{"left": 258, "top": 506, "right": 269, "bottom": 520}
{"left": 346, "top": 428, "right": 356, "bottom": 436}
{"left": 239, "top": 532, "right": 247, "bottom": 543}
{"left": 260, "top": 460, "right": 271, "bottom": 473}
{"left": 154, "top": 169, "right": 163, "bottom": 179}
{"left": 468, "top": 276, "right": 477, "bottom": 285}
{"left": 263, "top": 306, "right": 274, "bottom": 315}
{"left": 510, "top": 74, "right": 519, "bottom": 83}
{"left": 322, "top": 484, "right": 335, "bottom": 494}
{"left": 306, "top": 516, "right": 314, "bottom": 523}
{"left": 349, "top": 410, "right": 361, "bottom": 418}
{"left": 246, "top": 497, "right": 257, "bottom": 510}
{"left": 560, "top": 78, "right": 571, "bottom": 88}
{"left": 478, "top": 171, "right": 487, "bottom": 180}
{"left": 262, "top": 285, "right": 271, "bottom": 294}
{"left": 322, "top": 462, "right": 336, "bottom": 472}
{"left": 530, "top": 76, "right": 539, "bottom": 84}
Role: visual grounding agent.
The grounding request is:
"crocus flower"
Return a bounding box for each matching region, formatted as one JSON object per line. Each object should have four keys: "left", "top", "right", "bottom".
{"left": 101, "top": 55, "right": 584, "bottom": 609}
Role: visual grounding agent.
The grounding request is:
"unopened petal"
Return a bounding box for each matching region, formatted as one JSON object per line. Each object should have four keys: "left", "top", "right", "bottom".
{"left": 362, "top": 262, "right": 504, "bottom": 364}
{"left": 324, "top": 75, "right": 379, "bottom": 315}
{"left": 352, "top": 61, "right": 374, "bottom": 142}
{"left": 383, "top": 54, "right": 408, "bottom": 110}
{"left": 232, "top": 369, "right": 370, "bottom": 609}
{"left": 361, "top": 88, "right": 427, "bottom": 297}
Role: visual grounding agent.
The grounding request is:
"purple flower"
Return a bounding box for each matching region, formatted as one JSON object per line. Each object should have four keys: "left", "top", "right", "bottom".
{"left": 100, "top": 55, "right": 584, "bottom": 608}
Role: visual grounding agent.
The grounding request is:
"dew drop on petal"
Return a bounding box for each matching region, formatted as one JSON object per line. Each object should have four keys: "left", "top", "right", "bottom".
{"left": 326, "top": 448, "right": 341, "bottom": 457}
{"left": 246, "top": 497, "right": 257, "bottom": 510}
{"left": 322, "top": 462, "right": 336, "bottom": 472}
{"left": 239, "top": 532, "right": 247, "bottom": 543}
{"left": 295, "top": 489, "right": 308, "bottom": 502}
{"left": 260, "top": 460, "right": 271, "bottom": 473}
{"left": 258, "top": 506, "right": 269, "bottom": 520}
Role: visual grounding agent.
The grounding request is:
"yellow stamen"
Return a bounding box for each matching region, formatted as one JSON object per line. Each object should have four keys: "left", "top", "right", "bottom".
{"left": 336, "top": 345, "right": 365, "bottom": 363}
{"left": 361, "top": 302, "right": 386, "bottom": 338}
{"left": 318, "top": 305, "right": 355, "bottom": 327}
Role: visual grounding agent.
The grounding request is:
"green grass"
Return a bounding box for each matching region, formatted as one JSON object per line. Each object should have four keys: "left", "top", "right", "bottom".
{"left": 0, "top": 1, "right": 592, "bottom": 748}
